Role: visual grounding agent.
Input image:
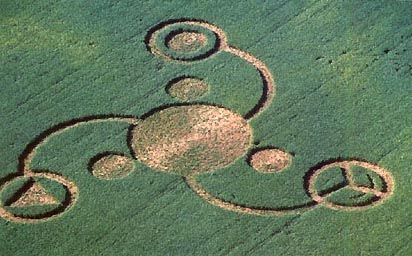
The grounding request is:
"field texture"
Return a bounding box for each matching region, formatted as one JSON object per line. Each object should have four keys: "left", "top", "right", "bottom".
{"left": 1, "top": 0, "right": 412, "bottom": 255}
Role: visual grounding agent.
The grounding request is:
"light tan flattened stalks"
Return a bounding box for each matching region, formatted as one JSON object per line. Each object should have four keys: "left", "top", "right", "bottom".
{"left": 167, "top": 77, "right": 209, "bottom": 101}
{"left": 147, "top": 19, "right": 275, "bottom": 120}
{"left": 167, "top": 32, "right": 207, "bottom": 52}
{"left": 9, "top": 182, "right": 60, "bottom": 207}
{"left": 249, "top": 149, "right": 291, "bottom": 173}
{"left": 131, "top": 105, "right": 252, "bottom": 176}
{"left": 92, "top": 155, "right": 135, "bottom": 180}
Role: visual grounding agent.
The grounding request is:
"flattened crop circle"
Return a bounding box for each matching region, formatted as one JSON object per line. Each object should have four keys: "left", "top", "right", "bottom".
{"left": 0, "top": 172, "right": 78, "bottom": 223}
{"left": 307, "top": 160, "right": 394, "bottom": 210}
{"left": 249, "top": 148, "right": 291, "bottom": 173}
{"left": 147, "top": 20, "right": 222, "bottom": 62}
{"left": 130, "top": 105, "right": 252, "bottom": 176}
{"left": 166, "top": 77, "right": 209, "bottom": 101}
{"left": 167, "top": 31, "right": 207, "bottom": 52}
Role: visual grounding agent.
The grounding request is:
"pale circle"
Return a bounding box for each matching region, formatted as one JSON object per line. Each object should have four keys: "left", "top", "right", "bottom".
{"left": 167, "top": 31, "right": 207, "bottom": 52}
{"left": 130, "top": 105, "right": 252, "bottom": 176}
{"left": 249, "top": 148, "right": 291, "bottom": 173}
{"left": 166, "top": 77, "right": 209, "bottom": 101}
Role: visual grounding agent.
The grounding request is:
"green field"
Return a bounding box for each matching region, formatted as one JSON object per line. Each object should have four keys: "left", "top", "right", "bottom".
{"left": 1, "top": 0, "right": 412, "bottom": 255}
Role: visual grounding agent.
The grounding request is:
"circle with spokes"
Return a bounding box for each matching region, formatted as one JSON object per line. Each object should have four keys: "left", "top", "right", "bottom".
{"left": 307, "top": 160, "right": 394, "bottom": 210}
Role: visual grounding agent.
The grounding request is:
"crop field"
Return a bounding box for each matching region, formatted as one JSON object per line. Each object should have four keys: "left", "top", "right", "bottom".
{"left": 1, "top": 0, "right": 412, "bottom": 255}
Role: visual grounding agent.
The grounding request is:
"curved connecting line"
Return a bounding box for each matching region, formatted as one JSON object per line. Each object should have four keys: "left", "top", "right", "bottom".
{"left": 20, "top": 115, "right": 140, "bottom": 174}
{"left": 187, "top": 20, "right": 275, "bottom": 120}
{"left": 225, "top": 46, "right": 275, "bottom": 120}
{"left": 184, "top": 175, "right": 317, "bottom": 216}
{"left": 0, "top": 115, "right": 139, "bottom": 223}
{"left": 147, "top": 19, "right": 275, "bottom": 120}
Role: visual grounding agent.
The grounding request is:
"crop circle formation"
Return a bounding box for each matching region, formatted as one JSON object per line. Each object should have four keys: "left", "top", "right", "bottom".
{"left": 166, "top": 77, "right": 209, "bottom": 101}
{"left": 147, "top": 20, "right": 221, "bottom": 62}
{"left": 0, "top": 172, "right": 77, "bottom": 222}
{"left": 130, "top": 105, "right": 252, "bottom": 176}
{"left": 167, "top": 31, "right": 207, "bottom": 52}
{"left": 0, "top": 18, "right": 396, "bottom": 223}
{"left": 307, "top": 160, "right": 394, "bottom": 210}
{"left": 249, "top": 148, "right": 292, "bottom": 173}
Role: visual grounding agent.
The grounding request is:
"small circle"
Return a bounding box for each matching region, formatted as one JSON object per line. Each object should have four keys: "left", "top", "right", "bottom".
{"left": 131, "top": 105, "right": 252, "bottom": 176}
{"left": 147, "top": 20, "right": 223, "bottom": 62}
{"left": 166, "top": 77, "right": 209, "bottom": 101}
{"left": 0, "top": 172, "right": 77, "bottom": 222}
{"left": 249, "top": 148, "right": 291, "bottom": 173}
{"left": 307, "top": 160, "right": 394, "bottom": 210}
{"left": 91, "top": 154, "right": 135, "bottom": 180}
{"left": 167, "top": 31, "right": 207, "bottom": 53}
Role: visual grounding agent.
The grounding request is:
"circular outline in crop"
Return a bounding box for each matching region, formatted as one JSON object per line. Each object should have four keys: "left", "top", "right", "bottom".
{"left": 146, "top": 19, "right": 224, "bottom": 62}
{"left": 307, "top": 160, "right": 394, "bottom": 210}
{"left": 0, "top": 172, "right": 78, "bottom": 223}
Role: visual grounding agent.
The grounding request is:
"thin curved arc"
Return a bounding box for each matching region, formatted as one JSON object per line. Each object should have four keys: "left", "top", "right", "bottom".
{"left": 350, "top": 185, "right": 383, "bottom": 197}
{"left": 146, "top": 19, "right": 275, "bottom": 119}
{"left": 343, "top": 163, "right": 377, "bottom": 195}
{"left": 224, "top": 46, "right": 275, "bottom": 120}
{"left": 184, "top": 175, "right": 316, "bottom": 216}
{"left": 21, "top": 115, "right": 139, "bottom": 174}
{"left": 345, "top": 161, "right": 392, "bottom": 197}
{"left": 341, "top": 162, "right": 356, "bottom": 186}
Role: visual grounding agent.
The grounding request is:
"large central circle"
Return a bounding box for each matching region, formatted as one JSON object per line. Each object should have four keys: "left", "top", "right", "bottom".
{"left": 131, "top": 105, "right": 252, "bottom": 176}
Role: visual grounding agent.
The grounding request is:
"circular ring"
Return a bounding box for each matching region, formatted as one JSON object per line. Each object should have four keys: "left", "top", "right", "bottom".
{"left": 0, "top": 171, "right": 78, "bottom": 223}
{"left": 146, "top": 19, "right": 226, "bottom": 62}
{"left": 307, "top": 160, "right": 394, "bottom": 210}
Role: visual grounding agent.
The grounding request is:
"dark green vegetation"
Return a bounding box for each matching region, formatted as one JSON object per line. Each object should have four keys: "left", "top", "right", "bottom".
{"left": 325, "top": 187, "right": 378, "bottom": 207}
{"left": 350, "top": 164, "right": 385, "bottom": 190}
{"left": 1, "top": 0, "right": 412, "bottom": 255}
{"left": 313, "top": 166, "right": 347, "bottom": 195}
